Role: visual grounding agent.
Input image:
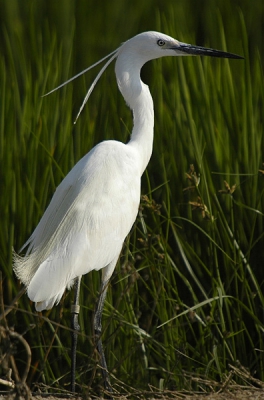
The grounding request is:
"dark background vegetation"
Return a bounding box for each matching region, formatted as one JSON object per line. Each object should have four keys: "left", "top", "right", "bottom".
{"left": 1, "top": 0, "right": 264, "bottom": 396}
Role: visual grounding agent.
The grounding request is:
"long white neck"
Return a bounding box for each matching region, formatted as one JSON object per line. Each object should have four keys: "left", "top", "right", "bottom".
{"left": 115, "top": 52, "right": 154, "bottom": 176}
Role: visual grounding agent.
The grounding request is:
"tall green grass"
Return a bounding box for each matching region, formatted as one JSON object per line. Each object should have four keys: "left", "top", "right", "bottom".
{"left": 1, "top": 0, "right": 264, "bottom": 396}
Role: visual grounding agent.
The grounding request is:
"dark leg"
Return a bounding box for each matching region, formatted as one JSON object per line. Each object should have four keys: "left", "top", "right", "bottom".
{"left": 94, "top": 279, "right": 113, "bottom": 393}
{"left": 71, "top": 276, "right": 81, "bottom": 392}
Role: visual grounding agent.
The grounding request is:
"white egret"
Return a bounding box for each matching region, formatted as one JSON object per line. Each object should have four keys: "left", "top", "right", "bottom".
{"left": 13, "top": 31, "right": 242, "bottom": 393}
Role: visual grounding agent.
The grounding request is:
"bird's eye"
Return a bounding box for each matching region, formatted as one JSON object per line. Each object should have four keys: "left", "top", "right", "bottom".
{"left": 157, "top": 39, "right": 165, "bottom": 47}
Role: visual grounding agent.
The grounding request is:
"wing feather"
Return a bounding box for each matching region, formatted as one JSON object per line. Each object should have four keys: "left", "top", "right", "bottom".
{"left": 13, "top": 141, "right": 141, "bottom": 310}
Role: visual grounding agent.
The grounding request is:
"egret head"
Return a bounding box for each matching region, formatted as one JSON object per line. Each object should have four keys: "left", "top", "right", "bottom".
{"left": 118, "top": 31, "right": 182, "bottom": 62}
{"left": 119, "top": 31, "right": 243, "bottom": 64}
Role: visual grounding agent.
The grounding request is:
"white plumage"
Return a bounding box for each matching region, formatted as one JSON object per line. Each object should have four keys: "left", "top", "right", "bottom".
{"left": 14, "top": 139, "right": 142, "bottom": 310}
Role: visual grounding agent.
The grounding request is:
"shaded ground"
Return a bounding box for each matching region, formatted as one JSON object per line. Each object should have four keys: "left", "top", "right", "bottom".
{"left": 1, "top": 371, "right": 264, "bottom": 400}
{"left": 1, "top": 387, "right": 264, "bottom": 400}
{"left": 1, "top": 390, "right": 264, "bottom": 399}
{"left": 1, "top": 366, "right": 264, "bottom": 400}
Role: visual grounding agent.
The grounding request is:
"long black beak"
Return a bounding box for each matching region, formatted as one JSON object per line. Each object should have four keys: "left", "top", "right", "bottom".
{"left": 173, "top": 42, "right": 243, "bottom": 59}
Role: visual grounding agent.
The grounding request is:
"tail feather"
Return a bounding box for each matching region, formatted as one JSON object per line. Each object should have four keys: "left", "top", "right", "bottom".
{"left": 13, "top": 250, "right": 42, "bottom": 287}
{"left": 34, "top": 288, "right": 66, "bottom": 312}
{"left": 27, "top": 255, "right": 76, "bottom": 306}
